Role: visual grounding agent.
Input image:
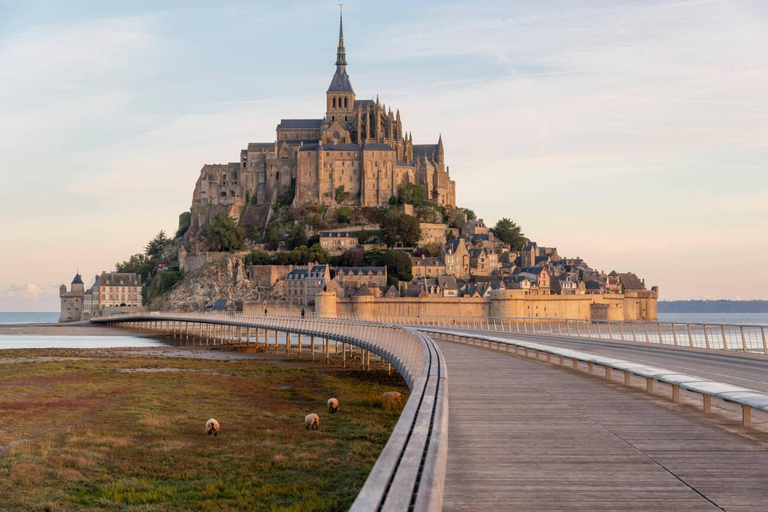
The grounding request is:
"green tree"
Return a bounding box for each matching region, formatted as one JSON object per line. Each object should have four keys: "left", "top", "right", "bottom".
{"left": 398, "top": 183, "right": 428, "bottom": 206}
{"left": 491, "top": 217, "right": 527, "bottom": 251}
{"left": 244, "top": 250, "right": 271, "bottom": 265}
{"left": 335, "top": 185, "right": 350, "bottom": 203}
{"left": 263, "top": 224, "right": 281, "bottom": 251}
{"left": 336, "top": 206, "right": 352, "bottom": 225}
{"left": 205, "top": 214, "right": 245, "bottom": 252}
{"left": 289, "top": 226, "right": 308, "bottom": 250}
{"left": 461, "top": 208, "right": 477, "bottom": 221}
{"left": 380, "top": 209, "right": 400, "bottom": 247}
{"left": 380, "top": 210, "right": 421, "bottom": 247}
{"left": 447, "top": 208, "right": 466, "bottom": 230}
{"left": 116, "top": 253, "right": 154, "bottom": 283}
{"left": 176, "top": 212, "right": 191, "bottom": 239}
{"left": 340, "top": 247, "right": 365, "bottom": 267}
{"left": 308, "top": 243, "right": 330, "bottom": 264}
{"left": 145, "top": 231, "right": 170, "bottom": 260}
{"left": 398, "top": 214, "right": 421, "bottom": 247}
{"left": 382, "top": 250, "right": 412, "bottom": 282}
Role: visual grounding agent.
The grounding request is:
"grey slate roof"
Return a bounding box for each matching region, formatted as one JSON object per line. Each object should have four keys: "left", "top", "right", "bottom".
{"left": 413, "top": 144, "right": 438, "bottom": 159}
{"left": 277, "top": 119, "right": 323, "bottom": 130}
{"left": 354, "top": 99, "right": 375, "bottom": 109}
{"left": 337, "top": 266, "right": 386, "bottom": 275}
{"left": 328, "top": 68, "right": 354, "bottom": 93}
{"left": 71, "top": 273, "right": 83, "bottom": 285}
{"left": 363, "top": 143, "right": 396, "bottom": 151}
{"left": 619, "top": 272, "right": 645, "bottom": 291}
{"left": 100, "top": 273, "right": 141, "bottom": 286}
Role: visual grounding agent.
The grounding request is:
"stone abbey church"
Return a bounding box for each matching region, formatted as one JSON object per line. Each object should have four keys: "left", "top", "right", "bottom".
{"left": 190, "top": 10, "right": 456, "bottom": 231}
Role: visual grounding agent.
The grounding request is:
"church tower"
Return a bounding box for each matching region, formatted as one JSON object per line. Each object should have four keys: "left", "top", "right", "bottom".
{"left": 326, "top": 5, "right": 355, "bottom": 125}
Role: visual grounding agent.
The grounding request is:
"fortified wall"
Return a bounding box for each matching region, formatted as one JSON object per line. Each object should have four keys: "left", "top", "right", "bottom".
{"left": 314, "top": 289, "right": 658, "bottom": 322}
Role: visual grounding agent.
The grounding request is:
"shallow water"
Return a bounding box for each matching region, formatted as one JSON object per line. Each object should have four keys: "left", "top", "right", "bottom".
{"left": 0, "top": 334, "right": 167, "bottom": 350}
{"left": 658, "top": 313, "right": 768, "bottom": 326}
{"left": 0, "top": 312, "right": 59, "bottom": 324}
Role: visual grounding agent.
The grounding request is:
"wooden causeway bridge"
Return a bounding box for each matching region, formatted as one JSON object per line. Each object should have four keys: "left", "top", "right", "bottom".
{"left": 95, "top": 314, "right": 768, "bottom": 511}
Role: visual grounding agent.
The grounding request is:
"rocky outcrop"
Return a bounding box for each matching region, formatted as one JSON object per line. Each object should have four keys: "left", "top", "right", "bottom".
{"left": 153, "top": 253, "right": 263, "bottom": 311}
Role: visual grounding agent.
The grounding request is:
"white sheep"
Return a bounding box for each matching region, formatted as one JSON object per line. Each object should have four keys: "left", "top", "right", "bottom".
{"left": 327, "top": 398, "right": 339, "bottom": 414}
{"left": 381, "top": 391, "right": 402, "bottom": 403}
{"left": 305, "top": 413, "right": 320, "bottom": 430}
{"left": 205, "top": 418, "right": 220, "bottom": 436}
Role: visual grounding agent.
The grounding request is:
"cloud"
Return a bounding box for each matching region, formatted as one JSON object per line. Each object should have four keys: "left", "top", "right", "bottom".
{"left": 2, "top": 283, "right": 46, "bottom": 300}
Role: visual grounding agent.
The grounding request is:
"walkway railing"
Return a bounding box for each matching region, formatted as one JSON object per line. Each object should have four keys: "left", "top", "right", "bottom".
{"left": 421, "top": 327, "right": 768, "bottom": 428}
{"left": 91, "top": 312, "right": 448, "bottom": 512}
{"left": 332, "top": 314, "right": 768, "bottom": 355}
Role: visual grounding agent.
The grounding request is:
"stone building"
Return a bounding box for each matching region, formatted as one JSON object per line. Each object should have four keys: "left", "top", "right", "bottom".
{"left": 188, "top": 8, "right": 456, "bottom": 234}
{"left": 59, "top": 273, "right": 85, "bottom": 323}
{"left": 441, "top": 239, "right": 470, "bottom": 278}
{"left": 81, "top": 272, "right": 143, "bottom": 318}
{"left": 284, "top": 264, "right": 330, "bottom": 305}
{"left": 319, "top": 231, "right": 359, "bottom": 254}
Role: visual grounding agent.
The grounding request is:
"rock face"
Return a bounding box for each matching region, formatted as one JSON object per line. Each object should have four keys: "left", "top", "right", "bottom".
{"left": 154, "top": 253, "right": 262, "bottom": 311}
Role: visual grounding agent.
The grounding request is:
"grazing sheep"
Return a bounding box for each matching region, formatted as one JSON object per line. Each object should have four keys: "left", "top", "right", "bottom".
{"left": 381, "top": 391, "right": 402, "bottom": 403}
{"left": 327, "top": 398, "right": 339, "bottom": 414}
{"left": 305, "top": 413, "right": 320, "bottom": 430}
{"left": 205, "top": 418, "right": 220, "bottom": 437}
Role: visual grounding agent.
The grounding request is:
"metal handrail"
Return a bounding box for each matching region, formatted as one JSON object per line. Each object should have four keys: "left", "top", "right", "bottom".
{"left": 422, "top": 326, "right": 768, "bottom": 427}
{"left": 91, "top": 312, "right": 448, "bottom": 512}
{"left": 327, "top": 313, "right": 767, "bottom": 355}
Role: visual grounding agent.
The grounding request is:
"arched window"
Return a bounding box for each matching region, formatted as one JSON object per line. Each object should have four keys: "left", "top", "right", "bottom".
{"left": 344, "top": 97, "right": 348, "bottom": 108}
{"left": 333, "top": 97, "right": 337, "bottom": 108}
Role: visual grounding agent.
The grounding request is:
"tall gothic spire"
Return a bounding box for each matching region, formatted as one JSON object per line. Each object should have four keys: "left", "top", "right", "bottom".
{"left": 327, "top": 4, "right": 353, "bottom": 93}
{"left": 336, "top": 4, "right": 346, "bottom": 66}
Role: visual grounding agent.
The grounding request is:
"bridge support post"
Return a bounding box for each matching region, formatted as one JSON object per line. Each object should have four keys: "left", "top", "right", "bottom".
{"left": 572, "top": 359, "right": 578, "bottom": 370}
{"left": 672, "top": 385, "right": 680, "bottom": 402}
{"left": 311, "top": 336, "right": 315, "bottom": 362}
{"left": 624, "top": 371, "right": 631, "bottom": 386}
{"left": 646, "top": 378, "right": 654, "bottom": 393}
{"left": 342, "top": 342, "right": 346, "bottom": 367}
{"left": 325, "top": 338, "right": 330, "bottom": 364}
{"left": 742, "top": 405, "right": 752, "bottom": 427}
{"left": 588, "top": 362, "right": 594, "bottom": 375}
{"left": 604, "top": 366, "right": 611, "bottom": 379}
{"left": 703, "top": 394, "right": 712, "bottom": 413}
{"left": 287, "top": 332, "right": 292, "bottom": 354}
{"left": 298, "top": 334, "right": 302, "bottom": 358}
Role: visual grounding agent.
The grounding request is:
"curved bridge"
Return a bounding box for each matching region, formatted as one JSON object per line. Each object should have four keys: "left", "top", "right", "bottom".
{"left": 92, "top": 313, "right": 448, "bottom": 512}
{"left": 94, "top": 313, "right": 768, "bottom": 511}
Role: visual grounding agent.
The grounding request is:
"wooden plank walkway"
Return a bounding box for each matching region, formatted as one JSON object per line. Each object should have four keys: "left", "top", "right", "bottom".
{"left": 438, "top": 339, "right": 768, "bottom": 511}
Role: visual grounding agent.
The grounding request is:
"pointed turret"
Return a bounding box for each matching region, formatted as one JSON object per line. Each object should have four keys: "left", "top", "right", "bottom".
{"left": 437, "top": 133, "right": 445, "bottom": 167}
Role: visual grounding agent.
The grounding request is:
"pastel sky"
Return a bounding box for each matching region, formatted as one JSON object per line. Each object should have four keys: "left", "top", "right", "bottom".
{"left": 1, "top": 0, "right": 767, "bottom": 311}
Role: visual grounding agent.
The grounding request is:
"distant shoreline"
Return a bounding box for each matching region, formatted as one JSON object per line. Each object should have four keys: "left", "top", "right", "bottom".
{"left": 659, "top": 300, "right": 768, "bottom": 314}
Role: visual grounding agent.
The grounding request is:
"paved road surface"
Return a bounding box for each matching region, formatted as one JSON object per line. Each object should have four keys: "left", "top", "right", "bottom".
{"left": 437, "top": 338, "right": 768, "bottom": 511}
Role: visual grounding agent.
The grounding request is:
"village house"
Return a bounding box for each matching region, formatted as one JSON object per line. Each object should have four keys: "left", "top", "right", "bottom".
{"left": 335, "top": 266, "right": 387, "bottom": 290}
{"left": 441, "top": 239, "right": 470, "bottom": 278}
{"left": 411, "top": 255, "right": 446, "bottom": 279}
{"left": 319, "top": 231, "right": 359, "bottom": 254}
{"left": 284, "top": 264, "right": 330, "bottom": 305}
{"left": 468, "top": 247, "right": 500, "bottom": 276}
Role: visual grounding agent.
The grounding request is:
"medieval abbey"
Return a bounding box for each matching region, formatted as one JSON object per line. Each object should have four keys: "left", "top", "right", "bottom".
{"left": 189, "top": 9, "right": 456, "bottom": 230}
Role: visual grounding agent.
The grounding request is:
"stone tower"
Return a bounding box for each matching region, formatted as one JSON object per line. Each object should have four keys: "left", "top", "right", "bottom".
{"left": 59, "top": 272, "right": 85, "bottom": 323}
{"left": 326, "top": 5, "right": 355, "bottom": 125}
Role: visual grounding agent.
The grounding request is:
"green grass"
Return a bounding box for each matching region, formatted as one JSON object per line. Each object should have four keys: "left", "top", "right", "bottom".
{"left": 0, "top": 349, "right": 408, "bottom": 511}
